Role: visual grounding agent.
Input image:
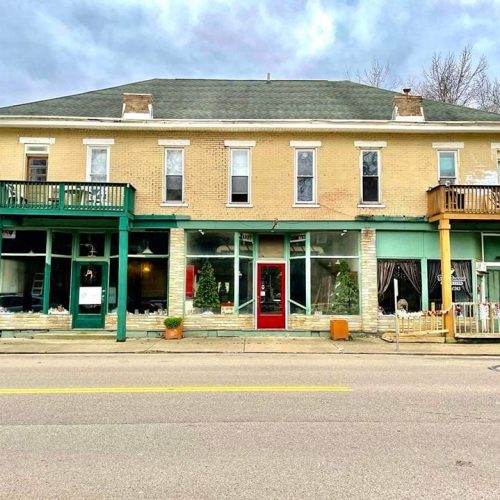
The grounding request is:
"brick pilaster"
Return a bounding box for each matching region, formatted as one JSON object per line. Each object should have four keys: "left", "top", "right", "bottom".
{"left": 168, "top": 228, "right": 185, "bottom": 316}
{"left": 360, "top": 228, "right": 378, "bottom": 333}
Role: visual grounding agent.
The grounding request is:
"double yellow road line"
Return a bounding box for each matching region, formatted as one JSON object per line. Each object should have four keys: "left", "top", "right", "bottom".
{"left": 0, "top": 385, "right": 352, "bottom": 395}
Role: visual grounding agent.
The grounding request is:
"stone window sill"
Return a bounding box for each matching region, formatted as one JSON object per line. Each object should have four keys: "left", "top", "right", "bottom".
{"left": 160, "top": 202, "right": 188, "bottom": 207}
{"left": 357, "top": 204, "right": 386, "bottom": 208}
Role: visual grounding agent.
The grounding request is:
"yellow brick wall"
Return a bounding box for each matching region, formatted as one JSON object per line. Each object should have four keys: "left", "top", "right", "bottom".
{"left": 0, "top": 128, "right": 499, "bottom": 219}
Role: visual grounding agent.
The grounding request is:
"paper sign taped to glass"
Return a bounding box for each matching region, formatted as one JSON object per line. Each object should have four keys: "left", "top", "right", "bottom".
{"left": 79, "top": 286, "right": 102, "bottom": 305}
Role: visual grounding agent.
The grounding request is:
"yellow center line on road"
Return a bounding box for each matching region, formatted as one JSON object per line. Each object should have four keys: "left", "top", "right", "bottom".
{"left": 0, "top": 385, "right": 352, "bottom": 395}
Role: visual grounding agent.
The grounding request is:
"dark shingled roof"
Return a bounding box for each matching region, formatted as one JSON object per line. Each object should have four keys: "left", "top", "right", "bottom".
{"left": 1, "top": 79, "right": 500, "bottom": 122}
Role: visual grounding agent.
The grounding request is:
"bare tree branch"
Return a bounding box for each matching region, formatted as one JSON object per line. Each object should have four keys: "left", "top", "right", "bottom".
{"left": 418, "top": 46, "right": 487, "bottom": 106}
{"left": 356, "top": 59, "right": 391, "bottom": 88}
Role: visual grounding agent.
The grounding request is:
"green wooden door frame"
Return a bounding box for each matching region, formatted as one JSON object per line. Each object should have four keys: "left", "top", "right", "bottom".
{"left": 71, "top": 261, "right": 108, "bottom": 329}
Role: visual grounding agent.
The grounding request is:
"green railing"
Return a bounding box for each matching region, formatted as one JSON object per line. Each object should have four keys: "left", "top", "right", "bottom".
{"left": 0, "top": 181, "right": 135, "bottom": 214}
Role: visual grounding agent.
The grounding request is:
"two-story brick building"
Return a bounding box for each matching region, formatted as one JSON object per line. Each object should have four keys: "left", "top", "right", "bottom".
{"left": 0, "top": 79, "right": 499, "bottom": 341}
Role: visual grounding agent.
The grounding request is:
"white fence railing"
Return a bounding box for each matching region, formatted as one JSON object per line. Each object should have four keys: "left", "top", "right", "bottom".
{"left": 454, "top": 302, "right": 500, "bottom": 335}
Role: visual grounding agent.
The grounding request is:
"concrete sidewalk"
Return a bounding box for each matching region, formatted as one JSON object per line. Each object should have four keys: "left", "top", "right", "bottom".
{"left": 0, "top": 336, "right": 499, "bottom": 356}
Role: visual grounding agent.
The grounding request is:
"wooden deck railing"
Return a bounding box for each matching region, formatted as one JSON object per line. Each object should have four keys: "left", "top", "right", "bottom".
{"left": 454, "top": 302, "right": 500, "bottom": 336}
{"left": 0, "top": 181, "right": 135, "bottom": 214}
{"left": 427, "top": 184, "right": 500, "bottom": 218}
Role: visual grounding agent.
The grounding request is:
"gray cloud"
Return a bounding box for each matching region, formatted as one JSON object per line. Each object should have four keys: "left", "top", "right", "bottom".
{"left": 0, "top": 0, "right": 499, "bottom": 106}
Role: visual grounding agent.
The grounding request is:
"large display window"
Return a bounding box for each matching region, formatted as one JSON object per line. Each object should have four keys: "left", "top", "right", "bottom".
{"left": 186, "top": 231, "right": 253, "bottom": 314}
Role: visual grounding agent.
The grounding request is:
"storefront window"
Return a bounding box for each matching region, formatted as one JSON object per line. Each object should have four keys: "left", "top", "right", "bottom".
{"left": 290, "top": 258, "right": 306, "bottom": 314}
{"left": 127, "top": 258, "right": 168, "bottom": 313}
{"left": 239, "top": 258, "right": 253, "bottom": 313}
{"left": 0, "top": 231, "right": 46, "bottom": 313}
{"left": 79, "top": 233, "right": 105, "bottom": 257}
{"left": 428, "top": 260, "right": 473, "bottom": 309}
{"left": 52, "top": 232, "right": 73, "bottom": 256}
{"left": 378, "top": 260, "right": 422, "bottom": 313}
{"left": 310, "top": 231, "right": 358, "bottom": 256}
{"left": 290, "top": 234, "right": 306, "bottom": 256}
{"left": 186, "top": 231, "right": 253, "bottom": 314}
{"left": 311, "top": 259, "right": 359, "bottom": 314}
{"left": 187, "top": 231, "right": 235, "bottom": 256}
{"left": 309, "top": 232, "right": 360, "bottom": 315}
{"left": 49, "top": 258, "right": 71, "bottom": 310}
{"left": 128, "top": 232, "right": 169, "bottom": 256}
{"left": 125, "top": 231, "right": 169, "bottom": 314}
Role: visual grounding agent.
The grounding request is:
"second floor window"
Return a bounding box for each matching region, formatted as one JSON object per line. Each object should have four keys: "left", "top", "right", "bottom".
{"left": 230, "top": 149, "right": 250, "bottom": 203}
{"left": 165, "top": 148, "right": 184, "bottom": 202}
{"left": 88, "top": 147, "right": 109, "bottom": 183}
{"left": 361, "top": 150, "right": 380, "bottom": 204}
{"left": 438, "top": 151, "right": 457, "bottom": 184}
{"left": 296, "top": 149, "right": 315, "bottom": 203}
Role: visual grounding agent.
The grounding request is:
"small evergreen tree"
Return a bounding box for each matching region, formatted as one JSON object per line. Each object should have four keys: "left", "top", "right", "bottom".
{"left": 193, "top": 261, "right": 220, "bottom": 310}
{"left": 331, "top": 261, "right": 359, "bottom": 314}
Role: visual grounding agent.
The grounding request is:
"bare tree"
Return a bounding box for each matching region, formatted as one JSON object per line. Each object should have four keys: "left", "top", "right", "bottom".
{"left": 475, "top": 73, "right": 500, "bottom": 113}
{"left": 345, "top": 59, "right": 394, "bottom": 89}
{"left": 416, "top": 46, "right": 487, "bottom": 106}
{"left": 356, "top": 59, "right": 391, "bottom": 88}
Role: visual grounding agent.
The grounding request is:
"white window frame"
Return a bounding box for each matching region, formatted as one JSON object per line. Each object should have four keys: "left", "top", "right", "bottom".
{"left": 359, "top": 149, "right": 381, "bottom": 205}
{"left": 437, "top": 150, "right": 458, "bottom": 184}
{"left": 228, "top": 148, "right": 252, "bottom": 206}
{"left": 86, "top": 145, "right": 110, "bottom": 183}
{"left": 294, "top": 148, "right": 317, "bottom": 205}
{"left": 164, "top": 147, "right": 185, "bottom": 204}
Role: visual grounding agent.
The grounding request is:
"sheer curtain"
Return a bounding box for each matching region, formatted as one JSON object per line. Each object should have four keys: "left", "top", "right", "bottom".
{"left": 378, "top": 260, "right": 396, "bottom": 295}
{"left": 399, "top": 260, "right": 422, "bottom": 294}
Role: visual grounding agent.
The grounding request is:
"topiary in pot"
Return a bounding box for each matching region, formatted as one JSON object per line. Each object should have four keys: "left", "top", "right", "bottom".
{"left": 163, "top": 316, "right": 183, "bottom": 340}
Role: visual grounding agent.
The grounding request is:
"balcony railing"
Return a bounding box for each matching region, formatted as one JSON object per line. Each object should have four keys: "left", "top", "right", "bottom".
{"left": 0, "top": 181, "right": 135, "bottom": 214}
{"left": 427, "top": 184, "right": 500, "bottom": 219}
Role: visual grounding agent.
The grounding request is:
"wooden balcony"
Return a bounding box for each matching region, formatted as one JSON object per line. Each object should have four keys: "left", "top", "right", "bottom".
{"left": 427, "top": 184, "right": 500, "bottom": 222}
{"left": 0, "top": 181, "right": 135, "bottom": 217}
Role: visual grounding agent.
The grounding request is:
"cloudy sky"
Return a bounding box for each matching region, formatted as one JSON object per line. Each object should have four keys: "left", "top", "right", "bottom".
{"left": 1, "top": 0, "right": 499, "bottom": 107}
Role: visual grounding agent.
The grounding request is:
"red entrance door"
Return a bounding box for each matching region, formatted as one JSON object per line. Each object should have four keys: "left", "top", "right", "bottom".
{"left": 257, "top": 263, "right": 286, "bottom": 329}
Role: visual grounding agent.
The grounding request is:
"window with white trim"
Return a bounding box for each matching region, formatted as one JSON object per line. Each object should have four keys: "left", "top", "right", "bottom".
{"left": 229, "top": 149, "right": 250, "bottom": 203}
{"left": 87, "top": 147, "right": 109, "bottom": 182}
{"left": 361, "top": 150, "right": 380, "bottom": 204}
{"left": 165, "top": 148, "right": 184, "bottom": 202}
{"left": 438, "top": 150, "right": 457, "bottom": 184}
{"left": 295, "top": 149, "right": 315, "bottom": 203}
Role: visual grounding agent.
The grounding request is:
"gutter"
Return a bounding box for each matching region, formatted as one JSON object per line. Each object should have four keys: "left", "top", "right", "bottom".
{"left": 1, "top": 116, "right": 500, "bottom": 133}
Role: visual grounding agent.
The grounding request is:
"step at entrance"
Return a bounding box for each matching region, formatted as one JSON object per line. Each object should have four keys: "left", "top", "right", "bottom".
{"left": 33, "top": 330, "right": 116, "bottom": 340}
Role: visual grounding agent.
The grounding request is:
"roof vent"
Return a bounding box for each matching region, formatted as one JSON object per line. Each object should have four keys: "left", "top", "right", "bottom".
{"left": 393, "top": 89, "right": 424, "bottom": 122}
{"left": 122, "top": 93, "right": 153, "bottom": 120}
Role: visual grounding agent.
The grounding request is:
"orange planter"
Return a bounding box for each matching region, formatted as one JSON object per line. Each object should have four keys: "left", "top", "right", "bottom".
{"left": 164, "top": 325, "right": 183, "bottom": 340}
{"left": 330, "top": 320, "right": 349, "bottom": 341}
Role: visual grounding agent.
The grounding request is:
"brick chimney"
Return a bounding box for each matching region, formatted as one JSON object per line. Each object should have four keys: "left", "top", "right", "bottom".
{"left": 122, "top": 93, "right": 153, "bottom": 119}
{"left": 392, "top": 88, "right": 424, "bottom": 121}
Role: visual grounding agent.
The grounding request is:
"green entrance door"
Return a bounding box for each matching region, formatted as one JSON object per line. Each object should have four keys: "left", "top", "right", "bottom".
{"left": 72, "top": 262, "right": 108, "bottom": 329}
{"left": 486, "top": 269, "right": 500, "bottom": 332}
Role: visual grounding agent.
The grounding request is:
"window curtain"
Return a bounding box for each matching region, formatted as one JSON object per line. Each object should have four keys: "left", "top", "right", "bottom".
{"left": 451, "top": 260, "right": 472, "bottom": 298}
{"left": 428, "top": 260, "right": 441, "bottom": 294}
{"left": 377, "top": 260, "right": 396, "bottom": 295}
{"left": 428, "top": 260, "right": 472, "bottom": 299}
{"left": 399, "top": 260, "right": 422, "bottom": 294}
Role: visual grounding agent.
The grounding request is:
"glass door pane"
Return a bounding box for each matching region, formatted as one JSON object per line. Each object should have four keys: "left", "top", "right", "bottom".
{"left": 78, "top": 264, "right": 104, "bottom": 315}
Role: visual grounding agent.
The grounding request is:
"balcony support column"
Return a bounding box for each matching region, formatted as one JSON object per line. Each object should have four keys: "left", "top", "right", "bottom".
{"left": 438, "top": 218, "right": 455, "bottom": 341}
{"left": 116, "top": 217, "right": 129, "bottom": 342}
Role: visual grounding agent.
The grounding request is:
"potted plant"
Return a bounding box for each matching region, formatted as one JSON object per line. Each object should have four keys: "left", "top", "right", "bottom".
{"left": 163, "top": 316, "right": 183, "bottom": 340}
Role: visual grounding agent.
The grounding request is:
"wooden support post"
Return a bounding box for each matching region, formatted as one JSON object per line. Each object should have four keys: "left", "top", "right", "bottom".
{"left": 439, "top": 218, "right": 455, "bottom": 341}
{"left": 116, "top": 217, "right": 129, "bottom": 342}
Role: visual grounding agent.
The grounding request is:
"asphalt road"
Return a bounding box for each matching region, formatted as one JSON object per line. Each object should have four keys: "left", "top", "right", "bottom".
{"left": 0, "top": 354, "right": 499, "bottom": 499}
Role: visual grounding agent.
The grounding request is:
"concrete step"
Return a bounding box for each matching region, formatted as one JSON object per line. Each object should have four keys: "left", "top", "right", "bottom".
{"left": 34, "top": 331, "right": 116, "bottom": 340}
{"left": 382, "top": 332, "right": 445, "bottom": 343}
